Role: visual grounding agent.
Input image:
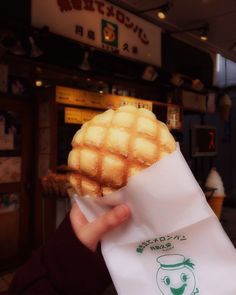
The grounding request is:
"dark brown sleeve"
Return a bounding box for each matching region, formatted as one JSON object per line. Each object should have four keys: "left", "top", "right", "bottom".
{"left": 8, "top": 214, "right": 112, "bottom": 294}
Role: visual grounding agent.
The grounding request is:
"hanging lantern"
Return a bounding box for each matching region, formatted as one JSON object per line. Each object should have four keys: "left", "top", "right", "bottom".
{"left": 219, "top": 94, "right": 232, "bottom": 121}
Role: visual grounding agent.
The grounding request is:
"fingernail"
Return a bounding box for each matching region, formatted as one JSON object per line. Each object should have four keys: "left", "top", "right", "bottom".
{"left": 114, "top": 204, "right": 130, "bottom": 220}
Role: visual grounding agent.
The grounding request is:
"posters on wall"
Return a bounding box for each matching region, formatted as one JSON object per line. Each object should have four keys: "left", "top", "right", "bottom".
{"left": 0, "top": 193, "right": 19, "bottom": 214}
{"left": 0, "top": 111, "right": 21, "bottom": 153}
{"left": 181, "top": 90, "right": 207, "bottom": 112}
{"left": 0, "top": 157, "right": 21, "bottom": 183}
{"left": 0, "top": 110, "right": 22, "bottom": 183}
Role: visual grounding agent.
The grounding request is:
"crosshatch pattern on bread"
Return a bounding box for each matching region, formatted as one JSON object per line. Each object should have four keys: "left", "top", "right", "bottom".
{"left": 68, "top": 105, "right": 176, "bottom": 197}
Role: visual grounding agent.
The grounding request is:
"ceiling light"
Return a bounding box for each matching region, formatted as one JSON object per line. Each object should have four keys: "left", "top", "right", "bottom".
{"left": 138, "top": 1, "right": 172, "bottom": 20}
{"left": 169, "top": 24, "right": 209, "bottom": 41}
{"left": 35, "top": 80, "right": 43, "bottom": 87}
{"left": 192, "top": 79, "right": 204, "bottom": 90}
{"left": 142, "top": 65, "right": 158, "bottom": 81}
{"left": 157, "top": 11, "right": 166, "bottom": 19}
{"left": 99, "top": 85, "right": 104, "bottom": 94}
{"left": 157, "top": 2, "right": 171, "bottom": 20}
{"left": 200, "top": 35, "right": 207, "bottom": 41}
{"left": 200, "top": 25, "right": 209, "bottom": 41}
{"left": 219, "top": 93, "right": 232, "bottom": 121}
{"left": 170, "top": 73, "right": 184, "bottom": 87}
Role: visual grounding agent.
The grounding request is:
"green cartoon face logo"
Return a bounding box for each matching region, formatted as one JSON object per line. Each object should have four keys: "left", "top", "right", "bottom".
{"left": 156, "top": 254, "right": 198, "bottom": 295}
{"left": 101, "top": 20, "right": 118, "bottom": 48}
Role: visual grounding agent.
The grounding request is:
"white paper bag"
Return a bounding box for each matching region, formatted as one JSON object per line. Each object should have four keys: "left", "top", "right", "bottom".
{"left": 73, "top": 148, "right": 236, "bottom": 295}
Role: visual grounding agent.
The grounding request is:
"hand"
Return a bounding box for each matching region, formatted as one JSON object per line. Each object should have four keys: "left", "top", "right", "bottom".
{"left": 70, "top": 202, "right": 131, "bottom": 252}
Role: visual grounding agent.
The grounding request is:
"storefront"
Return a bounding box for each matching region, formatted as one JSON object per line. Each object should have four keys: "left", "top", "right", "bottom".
{"left": 0, "top": 0, "right": 235, "bottom": 277}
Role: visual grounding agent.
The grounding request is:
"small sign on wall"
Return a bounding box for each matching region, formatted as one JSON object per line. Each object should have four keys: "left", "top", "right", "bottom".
{"left": 191, "top": 125, "right": 217, "bottom": 157}
{"left": 56, "top": 86, "right": 153, "bottom": 111}
{"left": 167, "top": 106, "right": 182, "bottom": 130}
{"left": 0, "top": 193, "right": 19, "bottom": 214}
{"left": 0, "top": 157, "right": 21, "bottom": 183}
{"left": 181, "top": 90, "right": 206, "bottom": 112}
{"left": 120, "top": 97, "right": 152, "bottom": 110}
{"left": 0, "top": 134, "right": 14, "bottom": 150}
{"left": 65, "top": 107, "right": 101, "bottom": 124}
{"left": 0, "top": 111, "right": 21, "bottom": 154}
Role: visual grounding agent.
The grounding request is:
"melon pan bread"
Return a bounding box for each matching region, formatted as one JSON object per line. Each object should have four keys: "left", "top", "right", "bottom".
{"left": 68, "top": 105, "right": 176, "bottom": 197}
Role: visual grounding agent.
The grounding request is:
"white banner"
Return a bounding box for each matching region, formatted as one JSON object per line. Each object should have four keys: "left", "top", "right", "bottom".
{"left": 31, "top": 0, "right": 161, "bottom": 66}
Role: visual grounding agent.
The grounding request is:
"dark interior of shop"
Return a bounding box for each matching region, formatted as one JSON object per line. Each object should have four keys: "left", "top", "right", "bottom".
{"left": 0, "top": 0, "right": 236, "bottom": 292}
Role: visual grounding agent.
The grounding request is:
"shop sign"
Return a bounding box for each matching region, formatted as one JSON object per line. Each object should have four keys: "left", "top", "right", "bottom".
{"left": 65, "top": 107, "right": 101, "bottom": 124}
{"left": 181, "top": 90, "right": 206, "bottom": 112}
{"left": 56, "top": 86, "right": 117, "bottom": 109}
{"left": 120, "top": 97, "right": 152, "bottom": 111}
{"left": 31, "top": 0, "right": 161, "bottom": 66}
{"left": 167, "top": 106, "right": 182, "bottom": 130}
{"left": 56, "top": 86, "right": 153, "bottom": 111}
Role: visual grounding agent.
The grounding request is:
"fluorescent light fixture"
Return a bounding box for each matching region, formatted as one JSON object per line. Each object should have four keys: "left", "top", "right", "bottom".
{"left": 216, "top": 53, "right": 220, "bottom": 73}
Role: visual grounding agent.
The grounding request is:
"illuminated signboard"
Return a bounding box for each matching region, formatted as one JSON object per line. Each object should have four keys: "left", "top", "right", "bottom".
{"left": 55, "top": 86, "right": 153, "bottom": 111}
{"left": 191, "top": 125, "right": 217, "bottom": 157}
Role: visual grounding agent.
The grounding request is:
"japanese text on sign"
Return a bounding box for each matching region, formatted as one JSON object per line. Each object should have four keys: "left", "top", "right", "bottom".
{"left": 57, "top": 0, "right": 149, "bottom": 45}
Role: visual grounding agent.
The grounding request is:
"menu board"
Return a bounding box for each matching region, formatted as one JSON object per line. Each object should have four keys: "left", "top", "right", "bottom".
{"left": 65, "top": 107, "right": 101, "bottom": 124}
{"left": 56, "top": 86, "right": 152, "bottom": 111}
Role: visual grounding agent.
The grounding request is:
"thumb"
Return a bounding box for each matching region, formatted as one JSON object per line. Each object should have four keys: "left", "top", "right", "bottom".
{"left": 80, "top": 204, "right": 131, "bottom": 251}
